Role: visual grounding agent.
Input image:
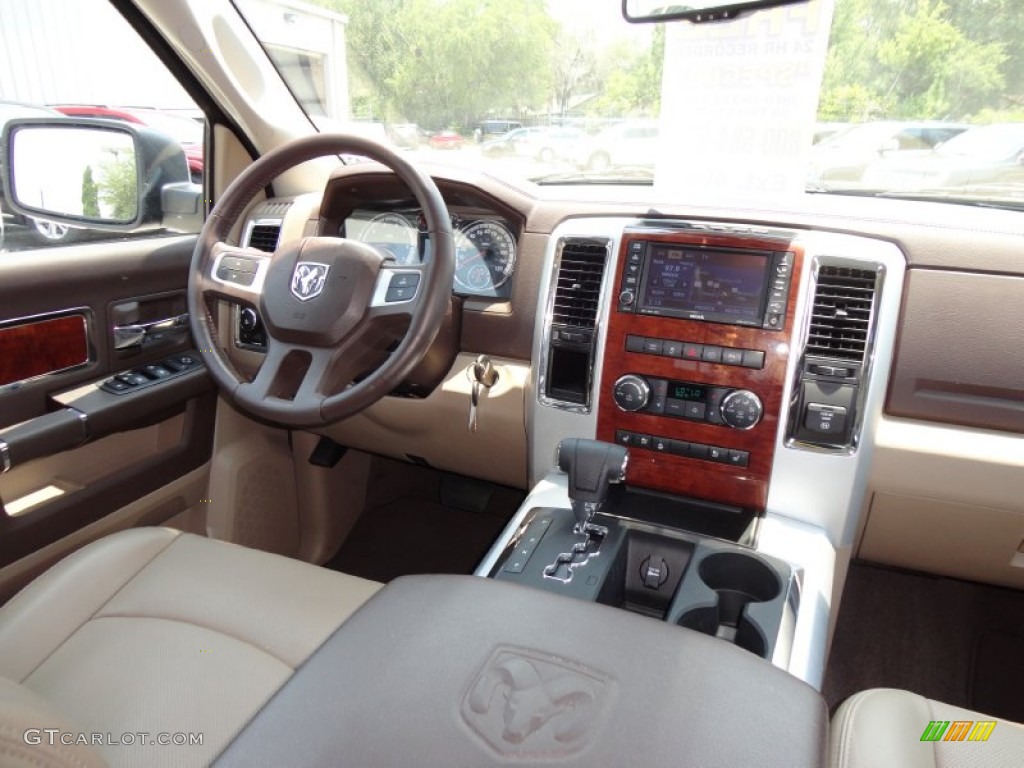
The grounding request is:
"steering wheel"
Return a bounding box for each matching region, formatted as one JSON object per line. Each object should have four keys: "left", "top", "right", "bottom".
{"left": 188, "top": 134, "right": 454, "bottom": 428}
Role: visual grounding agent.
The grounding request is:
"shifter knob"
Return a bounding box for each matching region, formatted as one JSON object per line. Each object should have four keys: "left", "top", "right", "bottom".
{"left": 556, "top": 438, "right": 629, "bottom": 531}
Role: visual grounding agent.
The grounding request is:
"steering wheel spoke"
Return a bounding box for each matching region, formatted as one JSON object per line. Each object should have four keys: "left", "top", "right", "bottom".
{"left": 367, "top": 264, "right": 425, "bottom": 319}
{"left": 199, "top": 242, "right": 270, "bottom": 305}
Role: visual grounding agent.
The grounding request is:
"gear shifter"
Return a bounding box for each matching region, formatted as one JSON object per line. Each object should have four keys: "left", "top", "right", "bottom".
{"left": 557, "top": 438, "right": 629, "bottom": 534}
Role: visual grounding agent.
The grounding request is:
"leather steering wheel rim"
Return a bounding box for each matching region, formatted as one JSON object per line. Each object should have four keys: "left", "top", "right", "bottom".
{"left": 188, "top": 134, "right": 454, "bottom": 428}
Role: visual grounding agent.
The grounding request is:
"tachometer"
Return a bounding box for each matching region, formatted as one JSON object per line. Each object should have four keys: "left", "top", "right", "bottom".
{"left": 453, "top": 220, "right": 516, "bottom": 293}
{"left": 357, "top": 212, "right": 419, "bottom": 265}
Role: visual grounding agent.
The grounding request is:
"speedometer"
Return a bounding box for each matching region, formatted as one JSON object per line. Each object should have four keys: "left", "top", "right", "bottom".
{"left": 453, "top": 220, "right": 516, "bottom": 293}
{"left": 358, "top": 212, "right": 419, "bottom": 265}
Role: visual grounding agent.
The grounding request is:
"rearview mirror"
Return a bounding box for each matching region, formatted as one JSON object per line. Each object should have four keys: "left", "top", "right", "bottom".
{"left": 622, "top": 0, "right": 809, "bottom": 24}
{"left": 1, "top": 118, "right": 193, "bottom": 232}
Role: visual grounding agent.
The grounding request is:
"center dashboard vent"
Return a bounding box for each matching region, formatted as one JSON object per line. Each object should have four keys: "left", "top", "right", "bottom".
{"left": 805, "top": 265, "right": 878, "bottom": 362}
{"left": 552, "top": 240, "right": 608, "bottom": 328}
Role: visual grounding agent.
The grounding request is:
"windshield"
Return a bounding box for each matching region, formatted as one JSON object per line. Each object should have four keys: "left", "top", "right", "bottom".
{"left": 235, "top": 0, "right": 1024, "bottom": 208}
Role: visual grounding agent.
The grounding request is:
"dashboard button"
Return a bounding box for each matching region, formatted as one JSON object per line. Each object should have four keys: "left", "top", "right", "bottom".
{"left": 641, "top": 338, "right": 664, "bottom": 355}
{"left": 635, "top": 434, "right": 653, "bottom": 450}
{"left": 663, "top": 340, "right": 683, "bottom": 358}
{"left": 728, "top": 450, "right": 750, "bottom": 467}
{"left": 682, "top": 343, "right": 703, "bottom": 360}
{"left": 741, "top": 350, "right": 766, "bottom": 369}
{"left": 626, "top": 334, "right": 645, "bottom": 353}
{"left": 653, "top": 437, "right": 671, "bottom": 452}
{"left": 708, "top": 446, "right": 730, "bottom": 464}
{"left": 684, "top": 401, "right": 706, "bottom": 420}
{"left": 722, "top": 348, "right": 744, "bottom": 366}
{"left": 805, "top": 403, "right": 847, "bottom": 435}
{"left": 665, "top": 398, "right": 687, "bottom": 418}
{"left": 615, "top": 430, "right": 635, "bottom": 446}
{"left": 701, "top": 345, "right": 722, "bottom": 363}
{"left": 688, "top": 443, "right": 709, "bottom": 460}
{"left": 669, "top": 440, "right": 690, "bottom": 457}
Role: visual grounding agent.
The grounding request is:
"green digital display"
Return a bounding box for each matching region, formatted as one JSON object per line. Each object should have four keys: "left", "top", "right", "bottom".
{"left": 671, "top": 383, "right": 707, "bottom": 402}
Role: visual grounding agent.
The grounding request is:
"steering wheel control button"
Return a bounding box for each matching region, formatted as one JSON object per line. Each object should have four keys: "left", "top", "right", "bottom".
{"left": 384, "top": 272, "right": 421, "bottom": 303}
{"left": 804, "top": 403, "right": 847, "bottom": 434}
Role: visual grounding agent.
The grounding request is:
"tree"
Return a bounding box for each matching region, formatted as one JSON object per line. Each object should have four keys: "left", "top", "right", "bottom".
{"left": 587, "top": 25, "right": 664, "bottom": 118}
{"left": 310, "top": 0, "right": 556, "bottom": 127}
{"left": 819, "top": 0, "right": 1008, "bottom": 121}
{"left": 81, "top": 166, "right": 99, "bottom": 218}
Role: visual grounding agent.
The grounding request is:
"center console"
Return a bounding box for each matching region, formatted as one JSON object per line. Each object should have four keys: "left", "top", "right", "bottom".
{"left": 597, "top": 228, "right": 803, "bottom": 510}
{"left": 488, "top": 216, "right": 905, "bottom": 689}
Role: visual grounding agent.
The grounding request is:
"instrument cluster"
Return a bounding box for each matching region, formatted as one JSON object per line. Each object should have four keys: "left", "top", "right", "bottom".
{"left": 344, "top": 209, "right": 517, "bottom": 298}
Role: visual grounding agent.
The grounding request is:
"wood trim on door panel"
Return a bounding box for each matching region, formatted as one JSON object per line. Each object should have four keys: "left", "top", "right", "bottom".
{"left": 596, "top": 231, "right": 803, "bottom": 511}
{"left": 0, "top": 312, "right": 90, "bottom": 387}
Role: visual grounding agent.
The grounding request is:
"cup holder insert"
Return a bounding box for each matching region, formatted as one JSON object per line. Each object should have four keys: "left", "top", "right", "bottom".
{"left": 677, "top": 552, "right": 782, "bottom": 658}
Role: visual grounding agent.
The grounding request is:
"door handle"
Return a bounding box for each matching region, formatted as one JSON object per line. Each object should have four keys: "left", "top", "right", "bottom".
{"left": 113, "top": 313, "right": 190, "bottom": 349}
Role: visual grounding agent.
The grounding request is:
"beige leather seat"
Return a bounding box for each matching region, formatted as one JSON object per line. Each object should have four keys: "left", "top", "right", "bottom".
{"left": 830, "top": 688, "right": 1024, "bottom": 768}
{"left": 0, "top": 528, "right": 381, "bottom": 767}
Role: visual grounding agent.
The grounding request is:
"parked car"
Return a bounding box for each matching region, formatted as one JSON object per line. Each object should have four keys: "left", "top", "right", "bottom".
{"left": 387, "top": 122, "right": 423, "bottom": 149}
{"left": 481, "top": 125, "right": 586, "bottom": 162}
{"left": 427, "top": 130, "right": 465, "bottom": 149}
{"left": 573, "top": 119, "right": 660, "bottom": 171}
{"left": 806, "top": 120, "right": 969, "bottom": 189}
{"left": 474, "top": 118, "right": 523, "bottom": 143}
{"left": 52, "top": 104, "right": 205, "bottom": 183}
{"left": 861, "top": 122, "right": 1024, "bottom": 193}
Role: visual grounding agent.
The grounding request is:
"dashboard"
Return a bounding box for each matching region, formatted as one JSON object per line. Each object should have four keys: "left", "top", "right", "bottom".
{"left": 237, "top": 162, "right": 1024, "bottom": 610}
{"left": 343, "top": 208, "right": 518, "bottom": 298}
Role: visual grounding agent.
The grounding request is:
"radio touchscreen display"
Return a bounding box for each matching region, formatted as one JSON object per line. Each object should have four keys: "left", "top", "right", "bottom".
{"left": 638, "top": 245, "right": 771, "bottom": 326}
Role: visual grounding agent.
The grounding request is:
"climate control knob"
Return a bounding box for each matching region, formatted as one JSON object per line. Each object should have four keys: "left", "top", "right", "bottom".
{"left": 720, "top": 390, "right": 763, "bottom": 430}
{"left": 612, "top": 375, "right": 650, "bottom": 412}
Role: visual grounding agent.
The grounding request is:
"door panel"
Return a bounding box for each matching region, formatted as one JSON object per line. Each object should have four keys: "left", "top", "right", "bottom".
{"left": 0, "top": 234, "right": 214, "bottom": 571}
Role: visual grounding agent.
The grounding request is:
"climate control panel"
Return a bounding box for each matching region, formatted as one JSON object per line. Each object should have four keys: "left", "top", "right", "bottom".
{"left": 612, "top": 374, "right": 763, "bottom": 430}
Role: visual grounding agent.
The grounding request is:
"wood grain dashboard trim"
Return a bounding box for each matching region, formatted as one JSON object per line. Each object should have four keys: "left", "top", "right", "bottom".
{"left": 597, "top": 230, "right": 803, "bottom": 511}
{"left": 0, "top": 312, "right": 90, "bottom": 387}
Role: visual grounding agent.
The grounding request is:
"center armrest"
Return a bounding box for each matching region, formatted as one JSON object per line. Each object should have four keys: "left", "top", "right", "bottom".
{"left": 216, "top": 574, "right": 827, "bottom": 767}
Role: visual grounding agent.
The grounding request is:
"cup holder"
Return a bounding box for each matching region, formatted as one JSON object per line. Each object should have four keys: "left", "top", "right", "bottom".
{"left": 677, "top": 552, "right": 782, "bottom": 658}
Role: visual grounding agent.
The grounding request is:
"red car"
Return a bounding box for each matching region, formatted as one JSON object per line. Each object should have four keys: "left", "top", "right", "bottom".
{"left": 52, "top": 105, "right": 204, "bottom": 183}
{"left": 427, "top": 130, "right": 464, "bottom": 150}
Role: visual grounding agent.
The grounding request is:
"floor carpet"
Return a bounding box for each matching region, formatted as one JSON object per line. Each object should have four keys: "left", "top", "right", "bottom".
{"left": 824, "top": 562, "right": 1024, "bottom": 723}
{"left": 325, "top": 457, "right": 524, "bottom": 582}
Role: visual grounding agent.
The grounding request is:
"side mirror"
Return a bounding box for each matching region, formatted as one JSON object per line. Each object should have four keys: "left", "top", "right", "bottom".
{"left": 1, "top": 117, "right": 198, "bottom": 233}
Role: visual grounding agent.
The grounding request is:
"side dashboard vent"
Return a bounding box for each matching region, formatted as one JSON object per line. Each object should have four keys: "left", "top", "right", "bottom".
{"left": 246, "top": 221, "right": 282, "bottom": 252}
{"left": 805, "top": 265, "right": 878, "bottom": 361}
{"left": 551, "top": 240, "right": 608, "bottom": 328}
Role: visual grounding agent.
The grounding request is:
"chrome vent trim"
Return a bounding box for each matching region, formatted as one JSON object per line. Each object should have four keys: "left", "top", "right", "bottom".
{"left": 537, "top": 237, "right": 612, "bottom": 414}
{"left": 786, "top": 255, "right": 886, "bottom": 455}
{"left": 805, "top": 265, "right": 877, "bottom": 362}
{"left": 551, "top": 241, "right": 607, "bottom": 328}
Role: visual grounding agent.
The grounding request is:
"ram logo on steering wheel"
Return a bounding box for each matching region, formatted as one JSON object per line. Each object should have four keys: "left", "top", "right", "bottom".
{"left": 290, "top": 261, "right": 330, "bottom": 301}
